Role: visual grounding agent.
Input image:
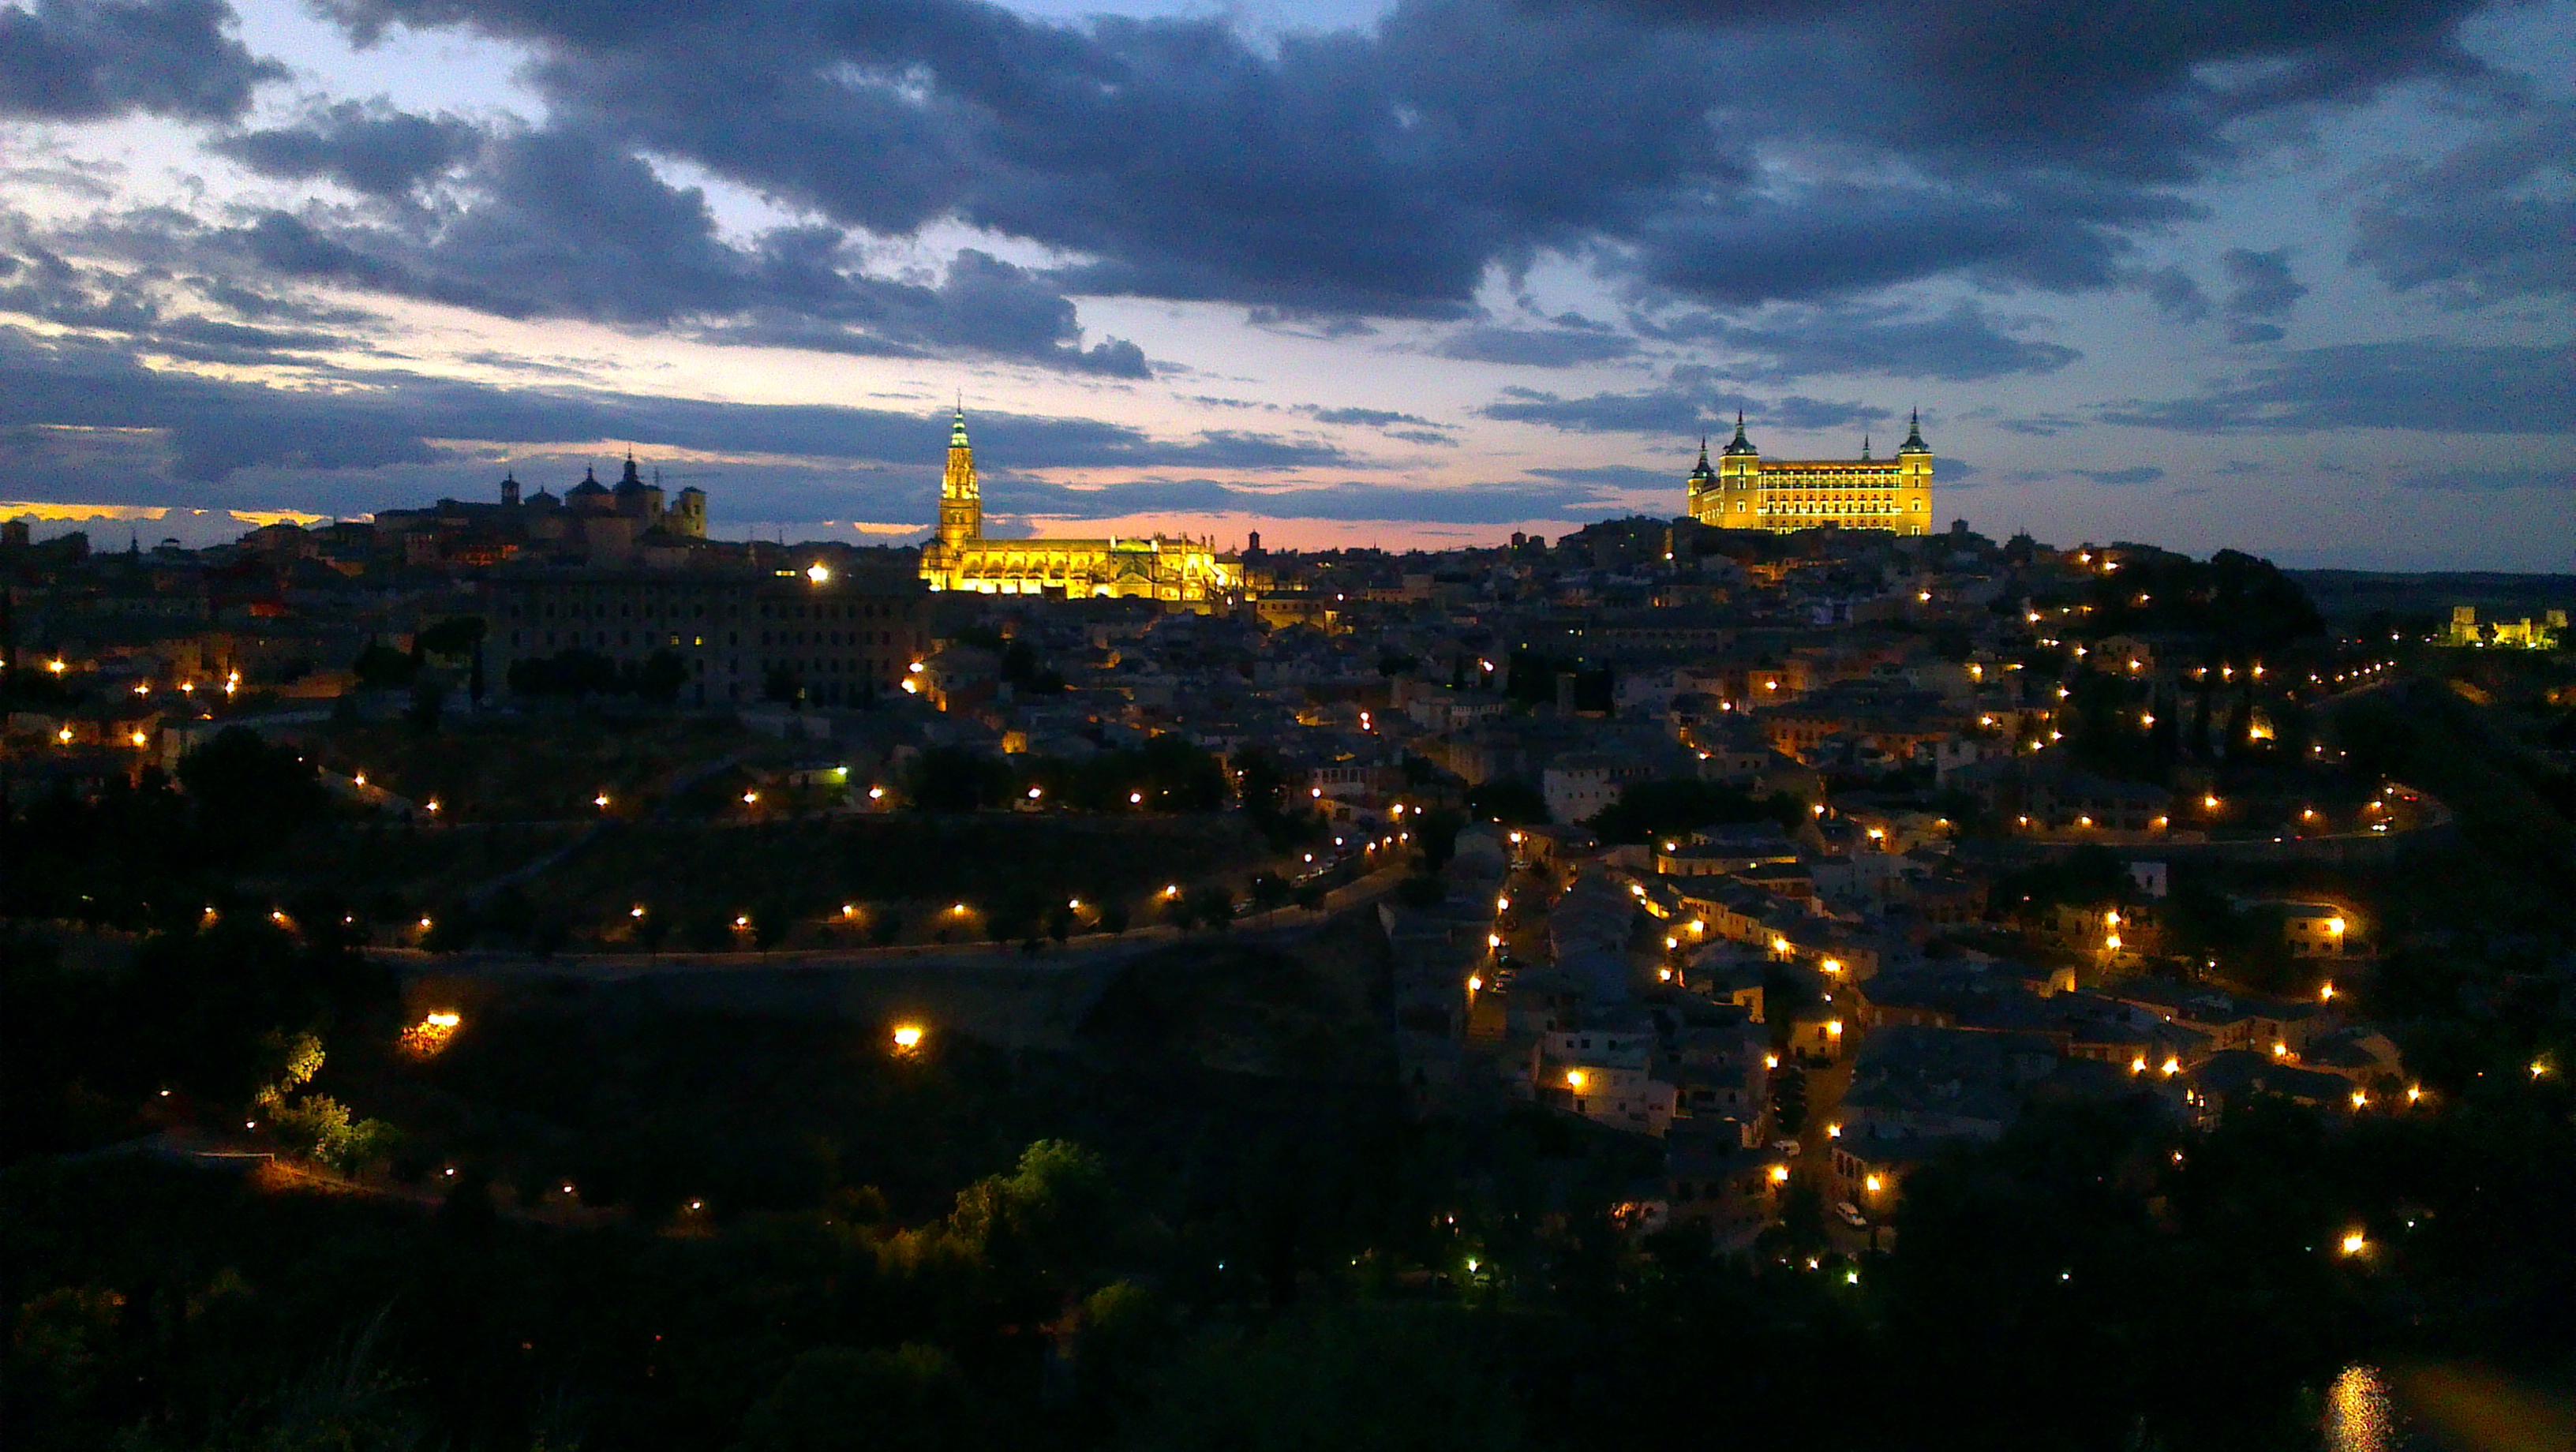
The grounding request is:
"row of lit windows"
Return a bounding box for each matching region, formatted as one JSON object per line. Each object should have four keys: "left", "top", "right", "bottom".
{"left": 758, "top": 601, "right": 905, "bottom": 621}
{"left": 504, "top": 593, "right": 916, "bottom": 624}
{"left": 1758, "top": 500, "right": 1926, "bottom": 512}
{"left": 762, "top": 630, "right": 904, "bottom": 648}
{"left": 511, "top": 600, "right": 729, "bottom": 622}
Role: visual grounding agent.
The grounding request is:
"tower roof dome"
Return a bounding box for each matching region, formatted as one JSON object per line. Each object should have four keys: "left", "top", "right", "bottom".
{"left": 1688, "top": 435, "right": 1717, "bottom": 485}
{"left": 1720, "top": 411, "right": 1759, "bottom": 457}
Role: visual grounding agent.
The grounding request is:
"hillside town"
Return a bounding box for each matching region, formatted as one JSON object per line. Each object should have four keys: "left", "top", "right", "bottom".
{"left": 10, "top": 453, "right": 2559, "bottom": 1264}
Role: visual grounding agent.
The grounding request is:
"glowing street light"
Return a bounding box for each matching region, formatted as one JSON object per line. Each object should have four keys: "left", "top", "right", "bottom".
{"left": 1769, "top": 1164, "right": 1791, "bottom": 1184}
{"left": 2339, "top": 1230, "right": 2368, "bottom": 1257}
{"left": 594, "top": 792, "right": 612, "bottom": 810}
{"left": 892, "top": 1024, "right": 924, "bottom": 1052}
{"left": 1564, "top": 1068, "right": 1588, "bottom": 1091}
{"left": 805, "top": 562, "right": 831, "bottom": 585}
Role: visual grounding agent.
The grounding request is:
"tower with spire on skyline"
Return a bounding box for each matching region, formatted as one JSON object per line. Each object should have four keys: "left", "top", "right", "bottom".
{"left": 1690, "top": 408, "right": 1933, "bottom": 535}
{"left": 919, "top": 406, "right": 1241, "bottom": 607}
{"left": 938, "top": 404, "right": 981, "bottom": 554}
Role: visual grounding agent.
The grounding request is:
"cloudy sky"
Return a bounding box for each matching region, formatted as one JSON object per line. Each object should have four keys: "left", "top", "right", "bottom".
{"left": 1, "top": 0, "right": 2570, "bottom": 567}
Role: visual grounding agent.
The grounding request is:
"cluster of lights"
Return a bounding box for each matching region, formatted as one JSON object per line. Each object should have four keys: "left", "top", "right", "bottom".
{"left": 399, "top": 1009, "right": 463, "bottom": 1057}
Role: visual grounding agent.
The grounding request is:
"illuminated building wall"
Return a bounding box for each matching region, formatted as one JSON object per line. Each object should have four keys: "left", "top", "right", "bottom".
{"left": 1688, "top": 411, "right": 1934, "bottom": 536}
{"left": 919, "top": 409, "right": 1243, "bottom": 605}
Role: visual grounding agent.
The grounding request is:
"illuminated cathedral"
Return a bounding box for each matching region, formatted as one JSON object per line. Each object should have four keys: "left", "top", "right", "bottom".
{"left": 918, "top": 408, "right": 1243, "bottom": 604}
{"left": 1687, "top": 411, "right": 1934, "bottom": 535}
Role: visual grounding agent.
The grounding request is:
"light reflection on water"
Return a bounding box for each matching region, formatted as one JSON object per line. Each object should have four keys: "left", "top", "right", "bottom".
{"left": 2323, "top": 1365, "right": 2443, "bottom": 1452}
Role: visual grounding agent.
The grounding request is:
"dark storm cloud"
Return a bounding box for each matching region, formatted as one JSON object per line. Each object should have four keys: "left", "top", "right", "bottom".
{"left": 2072, "top": 466, "right": 2167, "bottom": 486}
{"left": 1309, "top": 407, "right": 1440, "bottom": 428}
{"left": 212, "top": 99, "right": 486, "bottom": 197}
{"left": 2099, "top": 342, "right": 2575, "bottom": 434}
{"left": 0, "top": 244, "right": 345, "bottom": 364}
{"left": 2138, "top": 266, "right": 2211, "bottom": 324}
{"left": 0, "top": 0, "right": 283, "bottom": 124}
{"left": 991, "top": 474, "right": 1625, "bottom": 526}
{"left": 2391, "top": 465, "right": 2571, "bottom": 492}
{"left": 2217, "top": 249, "right": 2305, "bottom": 344}
{"left": 304, "top": 0, "right": 2501, "bottom": 322}
{"left": 1483, "top": 381, "right": 1747, "bottom": 435}
{"left": 0, "top": 324, "right": 1319, "bottom": 485}
{"left": 1769, "top": 397, "right": 1894, "bottom": 432}
{"left": 1995, "top": 411, "right": 2084, "bottom": 437}
{"left": 182, "top": 122, "right": 1154, "bottom": 375}
{"left": 2342, "top": 100, "right": 2576, "bottom": 308}
{"left": 1481, "top": 366, "right": 1896, "bottom": 438}
{"left": 1629, "top": 179, "right": 2192, "bottom": 307}
{"left": 1649, "top": 302, "right": 2080, "bottom": 384}
{"left": 1433, "top": 316, "right": 1638, "bottom": 366}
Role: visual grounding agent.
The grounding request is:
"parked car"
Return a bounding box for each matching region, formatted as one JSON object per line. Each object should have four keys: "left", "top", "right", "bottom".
{"left": 1835, "top": 1199, "right": 1869, "bottom": 1229}
{"left": 1769, "top": 1139, "right": 1802, "bottom": 1157}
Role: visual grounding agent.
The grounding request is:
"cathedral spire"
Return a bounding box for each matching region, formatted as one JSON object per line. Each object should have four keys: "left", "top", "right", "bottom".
{"left": 950, "top": 402, "right": 971, "bottom": 451}
{"left": 1862, "top": 434, "right": 1872, "bottom": 460}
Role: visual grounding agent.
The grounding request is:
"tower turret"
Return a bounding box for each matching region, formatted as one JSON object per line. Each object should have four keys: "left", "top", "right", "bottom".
{"left": 938, "top": 405, "right": 981, "bottom": 555}
{"left": 1895, "top": 408, "right": 1933, "bottom": 536}
{"left": 1897, "top": 408, "right": 1930, "bottom": 455}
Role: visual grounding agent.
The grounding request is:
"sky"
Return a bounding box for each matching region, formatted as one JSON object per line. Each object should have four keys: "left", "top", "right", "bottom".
{"left": 0, "top": 0, "right": 2570, "bottom": 569}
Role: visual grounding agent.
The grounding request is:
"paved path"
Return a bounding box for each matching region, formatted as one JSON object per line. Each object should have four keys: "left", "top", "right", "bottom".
{"left": 372, "top": 863, "right": 1410, "bottom": 981}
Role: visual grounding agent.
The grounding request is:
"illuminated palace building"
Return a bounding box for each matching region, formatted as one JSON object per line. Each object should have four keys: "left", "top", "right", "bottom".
{"left": 919, "top": 409, "right": 1242, "bottom": 604}
{"left": 1687, "top": 411, "right": 1934, "bottom": 535}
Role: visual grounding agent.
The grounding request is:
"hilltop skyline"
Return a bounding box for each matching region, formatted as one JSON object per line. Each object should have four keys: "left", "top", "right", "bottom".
{"left": 2, "top": 0, "right": 2572, "bottom": 568}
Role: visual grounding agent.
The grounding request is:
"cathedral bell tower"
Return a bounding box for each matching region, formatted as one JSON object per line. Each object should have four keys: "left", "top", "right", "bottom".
{"left": 939, "top": 406, "right": 981, "bottom": 553}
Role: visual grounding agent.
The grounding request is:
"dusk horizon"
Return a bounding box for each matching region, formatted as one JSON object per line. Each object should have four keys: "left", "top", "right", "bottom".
{"left": 3, "top": 0, "right": 2571, "bottom": 571}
